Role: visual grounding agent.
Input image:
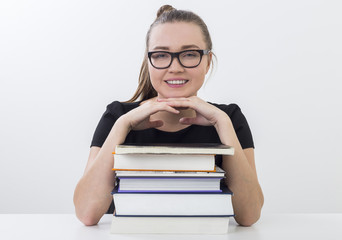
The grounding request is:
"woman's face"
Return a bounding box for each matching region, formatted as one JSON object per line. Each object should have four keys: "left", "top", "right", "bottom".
{"left": 148, "top": 22, "right": 211, "bottom": 99}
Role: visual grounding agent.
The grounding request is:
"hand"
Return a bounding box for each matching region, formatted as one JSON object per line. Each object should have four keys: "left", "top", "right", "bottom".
{"left": 157, "top": 96, "right": 227, "bottom": 127}
{"left": 121, "top": 98, "right": 180, "bottom": 131}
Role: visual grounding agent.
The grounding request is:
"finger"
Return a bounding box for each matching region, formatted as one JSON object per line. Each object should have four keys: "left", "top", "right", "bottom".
{"left": 179, "top": 117, "right": 198, "bottom": 125}
{"left": 153, "top": 103, "right": 180, "bottom": 114}
{"left": 156, "top": 98, "right": 196, "bottom": 111}
{"left": 148, "top": 120, "right": 164, "bottom": 128}
{"left": 165, "top": 105, "right": 181, "bottom": 114}
{"left": 166, "top": 101, "right": 195, "bottom": 110}
{"left": 157, "top": 98, "right": 193, "bottom": 107}
{"left": 157, "top": 97, "right": 190, "bottom": 102}
{"left": 174, "top": 107, "right": 189, "bottom": 111}
{"left": 180, "top": 117, "right": 212, "bottom": 126}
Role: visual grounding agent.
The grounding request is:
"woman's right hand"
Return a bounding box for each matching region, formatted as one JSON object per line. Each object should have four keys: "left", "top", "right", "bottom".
{"left": 120, "top": 97, "right": 180, "bottom": 131}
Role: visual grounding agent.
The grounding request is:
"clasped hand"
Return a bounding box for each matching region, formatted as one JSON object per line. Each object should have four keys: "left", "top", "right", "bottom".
{"left": 122, "top": 96, "right": 227, "bottom": 131}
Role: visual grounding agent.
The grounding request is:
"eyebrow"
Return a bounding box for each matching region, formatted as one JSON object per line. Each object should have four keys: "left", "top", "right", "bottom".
{"left": 151, "top": 44, "right": 201, "bottom": 51}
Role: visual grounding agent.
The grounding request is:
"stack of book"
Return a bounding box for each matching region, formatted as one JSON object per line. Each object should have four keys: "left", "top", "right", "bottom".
{"left": 110, "top": 143, "right": 235, "bottom": 234}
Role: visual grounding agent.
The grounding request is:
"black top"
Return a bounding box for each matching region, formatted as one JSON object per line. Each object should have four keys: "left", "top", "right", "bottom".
{"left": 90, "top": 100, "right": 254, "bottom": 213}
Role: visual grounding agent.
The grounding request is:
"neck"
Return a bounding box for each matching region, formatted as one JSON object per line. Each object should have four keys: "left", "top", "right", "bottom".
{"left": 163, "top": 108, "right": 195, "bottom": 122}
{"left": 150, "top": 108, "right": 196, "bottom": 132}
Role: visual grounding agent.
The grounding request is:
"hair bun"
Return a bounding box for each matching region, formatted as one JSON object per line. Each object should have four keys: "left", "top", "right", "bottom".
{"left": 157, "top": 5, "right": 175, "bottom": 18}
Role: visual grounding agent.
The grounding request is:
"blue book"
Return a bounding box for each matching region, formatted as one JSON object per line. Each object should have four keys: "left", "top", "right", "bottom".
{"left": 117, "top": 177, "right": 223, "bottom": 193}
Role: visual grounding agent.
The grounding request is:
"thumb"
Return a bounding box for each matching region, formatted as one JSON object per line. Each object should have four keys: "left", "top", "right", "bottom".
{"left": 148, "top": 120, "right": 164, "bottom": 128}
{"left": 179, "top": 117, "right": 198, "bottom": 125}
{"left": 180, "top": 117, "right": 211, "bottom": 126}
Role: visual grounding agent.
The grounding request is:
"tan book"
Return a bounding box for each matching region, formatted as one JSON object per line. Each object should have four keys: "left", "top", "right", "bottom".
{"left": 114, "top": 165, "right": 225, "bottom": 177}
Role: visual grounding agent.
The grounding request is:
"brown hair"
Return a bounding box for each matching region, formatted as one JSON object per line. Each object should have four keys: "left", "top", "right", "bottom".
{"left": 127, "top": 5, "right": 214, "bottom": 102}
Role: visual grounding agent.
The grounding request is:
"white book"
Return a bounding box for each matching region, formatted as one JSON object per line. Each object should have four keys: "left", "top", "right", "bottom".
{"left": 112, "top": 186, "right": 234, "bottom": 216}
{"left": 114, "top": 143, "right": 234, "bottom": 155}
{"left": 113, "top": 154, "right": 215, "bottom": 172}
{"left": 110, "top": 215, "right": 230, "bottom": 234}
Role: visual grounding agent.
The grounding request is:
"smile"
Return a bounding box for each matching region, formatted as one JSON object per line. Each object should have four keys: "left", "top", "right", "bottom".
{"left": 165, "top": 80, "right": 189, "bottom": 85}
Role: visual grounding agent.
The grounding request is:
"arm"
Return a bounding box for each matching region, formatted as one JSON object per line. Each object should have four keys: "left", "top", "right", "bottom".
{"left": 73, "top": 117, "right": 130, "bottom": 226}
{"left": 73, "top": 99, "right": 180, "bottom": 226}
{"left": 158, "top": 97, "right": 264, "bottom": 226}
{"left": 216, "top": 115, "right": 264, "bottom": 226}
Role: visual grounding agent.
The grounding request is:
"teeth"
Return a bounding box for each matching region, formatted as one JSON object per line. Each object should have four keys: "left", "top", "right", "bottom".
{"left": 166, "top": 80, "right": 187, "bottom": 85}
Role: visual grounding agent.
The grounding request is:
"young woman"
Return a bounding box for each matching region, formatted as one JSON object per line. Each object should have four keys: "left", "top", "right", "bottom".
{"left": 74, "top": 5, "right": 264, "bottom": 227}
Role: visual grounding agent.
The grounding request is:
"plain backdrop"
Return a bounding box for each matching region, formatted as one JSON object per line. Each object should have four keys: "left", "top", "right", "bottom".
{"left": 0, "top": 0, "right": 341, "bottom": 214}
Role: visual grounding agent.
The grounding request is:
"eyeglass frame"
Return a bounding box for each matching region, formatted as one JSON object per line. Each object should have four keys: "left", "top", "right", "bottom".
{"left": 147, "top": 49, "right": 211, "bottom": 69}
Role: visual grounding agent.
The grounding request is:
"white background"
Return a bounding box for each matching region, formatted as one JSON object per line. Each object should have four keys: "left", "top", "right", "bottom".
{"left": 0, "top": 0, "right": 341, "bottom": 214}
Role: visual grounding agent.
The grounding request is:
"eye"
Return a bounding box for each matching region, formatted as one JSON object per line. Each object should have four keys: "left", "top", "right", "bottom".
{"left": 181, "top": 51, "right": 199, "bottom": 58}
{"left": 151, "top": 53, "right": 169, "bottom": 59}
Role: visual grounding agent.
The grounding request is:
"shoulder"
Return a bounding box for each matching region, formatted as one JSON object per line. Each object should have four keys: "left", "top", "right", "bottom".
{"left": 209, "top": 102, "right": 254, "bottom": 149}
{"left": 105, "top": 101, "right": 141, "bottom": 118}
{"left": 90, "top": 101, "right": 141, "bottom": 147}
{"left": 208, "top": 102, "right": 249, "bottom": 129}
{"left": 208, "top": 102, "right": 241, "bottom": 117}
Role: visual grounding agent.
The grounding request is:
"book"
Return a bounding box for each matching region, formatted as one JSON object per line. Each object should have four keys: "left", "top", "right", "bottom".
{"left": 110, "top": 215, "right": 229, "bottom": 234}
{"left": 113, "top": 154, "right": 215, "bottom": 172}
{"left": 112, "top": 185, "right": 234, "bottom": 217}
{"left": 117, "top": 177, "right": 223, "bottom": 192}
{"left": 114, "top": 143, "right": 234, "bottom": 155}
{"left": 115, "top": 165, "right": 226, "bottom": 178}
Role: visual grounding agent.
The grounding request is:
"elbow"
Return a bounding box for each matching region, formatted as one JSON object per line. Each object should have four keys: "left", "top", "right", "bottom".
{"left": 79, "top": 215, "right": 100, "bottom": 226}
{"left": 74, "top": 197, "right": 102, "bottom": 226}
{"left": 235, "top": 213, "right": 261, "bottom": 227}
{"left": 73, "top": 190, "right": 101, "bottom": 226}
{"left": 75, "top": 208, "right": 101, "bottom": 226}
{"left": 235, "top": 198, "right": 264, "bottom": 227}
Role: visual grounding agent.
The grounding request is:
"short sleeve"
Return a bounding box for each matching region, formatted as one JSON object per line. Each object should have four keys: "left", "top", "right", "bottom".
{"left": 90, "top": 101, "right": 125, "bottom": 147}
{"left": 217, "top": 103, "right": 255, "bottom": 149}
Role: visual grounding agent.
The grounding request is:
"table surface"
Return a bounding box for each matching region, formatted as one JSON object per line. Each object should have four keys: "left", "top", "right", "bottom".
{"left": 1, "top": 214, "right": 342, "bottom": 240}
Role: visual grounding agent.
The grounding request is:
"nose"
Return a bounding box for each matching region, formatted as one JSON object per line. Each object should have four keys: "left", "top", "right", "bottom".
{"left": 168, "top": 56, "right": 184, "bottom": 72}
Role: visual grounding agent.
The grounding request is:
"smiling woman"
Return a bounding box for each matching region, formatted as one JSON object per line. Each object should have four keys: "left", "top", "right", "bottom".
{"left": 73, "top": 4, "right": 264, "bottom": 227}
{"left": 147, "top": 22, "right": 211, "bottom": 99}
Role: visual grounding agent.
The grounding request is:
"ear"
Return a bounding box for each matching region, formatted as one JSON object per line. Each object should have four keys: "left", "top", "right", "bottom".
{"left": 205, "top": 52, "right": 213, "bottom": 74}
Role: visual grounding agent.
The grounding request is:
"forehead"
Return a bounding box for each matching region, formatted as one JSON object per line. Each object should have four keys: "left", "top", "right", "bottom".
{"left": 149, "top": 22, "right": 206, "bottom": 50}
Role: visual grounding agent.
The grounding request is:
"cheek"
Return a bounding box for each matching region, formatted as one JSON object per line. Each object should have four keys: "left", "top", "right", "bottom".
{"left": 148, "top": 66, "right": 164, "bottom": 88}
{"left": 192, "top": 68, "right": 207, "bottom": 82}
{"left": 148, "top": 65, "right": 156, "bottom": 81}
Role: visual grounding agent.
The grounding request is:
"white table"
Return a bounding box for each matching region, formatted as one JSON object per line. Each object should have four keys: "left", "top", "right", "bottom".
{"left": 1, "top": 214, "right": 342, "bottom": 240}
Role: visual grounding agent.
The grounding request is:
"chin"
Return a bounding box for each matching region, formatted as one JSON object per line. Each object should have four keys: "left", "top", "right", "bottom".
{"left": 157, "top": 89, "right": 197, "bottom": 99}
{"left": 165, "top": 94, "right": 191, "bottom": 99}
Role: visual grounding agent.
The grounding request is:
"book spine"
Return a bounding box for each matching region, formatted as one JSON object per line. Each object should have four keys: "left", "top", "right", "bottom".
{"left": 117, "top": 189, "right": 223, "bottom": 193}
{"left": 114, "top": 213, "right": 235, "bottom": 217}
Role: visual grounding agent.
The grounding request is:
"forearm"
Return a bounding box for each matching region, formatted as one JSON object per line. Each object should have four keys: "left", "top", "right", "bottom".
{"left": 73, "top": 155, "right": 114, "bottom": 226}
{"left": 73, "top": 116, "right": 130, "bottom": 225}
{"left": 223, "top": 150, "right": 264, "bottom": 226}
{"left": 215, "top": 115, "right": 264, "bottom": 226}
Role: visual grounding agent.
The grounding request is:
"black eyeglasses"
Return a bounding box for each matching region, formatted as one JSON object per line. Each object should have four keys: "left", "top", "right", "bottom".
{"left": 148, "top": 49, "right": 211, "bottom": 69}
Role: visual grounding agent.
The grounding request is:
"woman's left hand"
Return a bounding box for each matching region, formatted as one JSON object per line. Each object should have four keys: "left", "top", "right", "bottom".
{"left": 157, "top": 96, "right": 228, "bottom": 127}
